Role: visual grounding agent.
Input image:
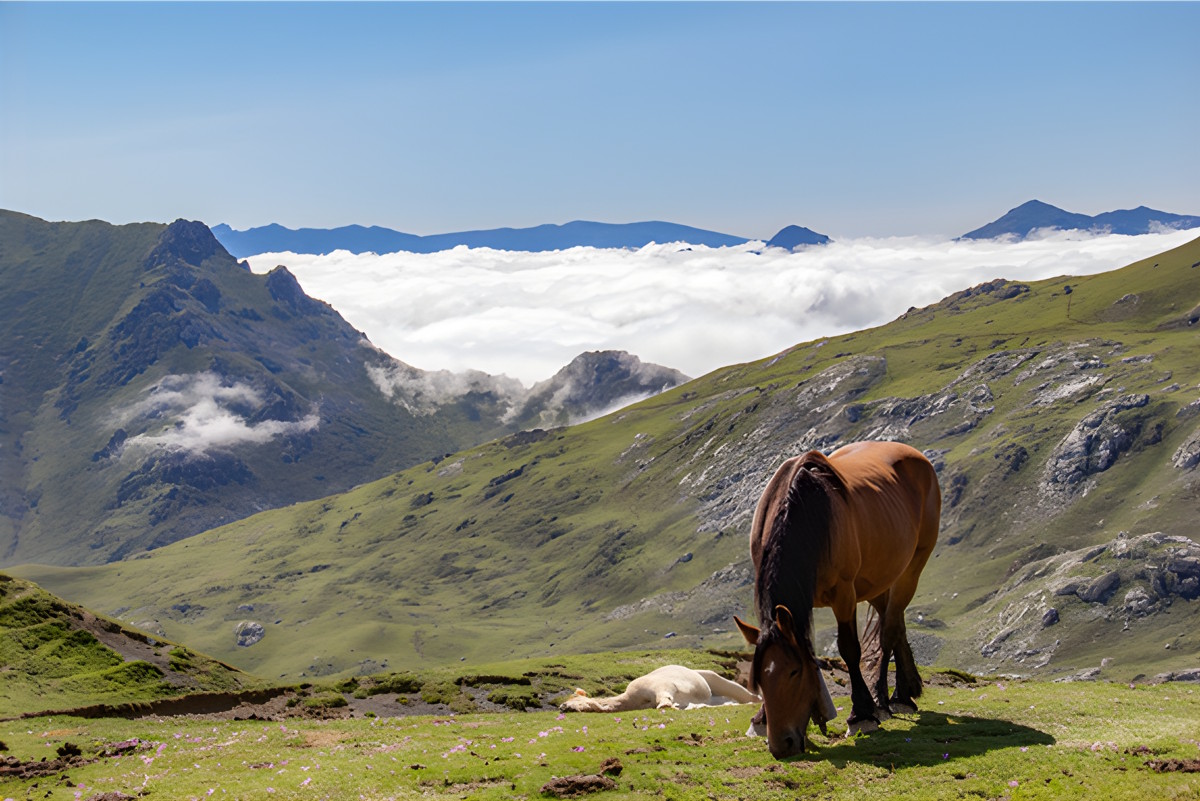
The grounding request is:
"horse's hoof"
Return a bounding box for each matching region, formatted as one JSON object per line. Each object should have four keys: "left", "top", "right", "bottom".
{"left": 890, "top": 701, "right": 917, "bottom": 715}
{"left": 746, "top": 719, "right": 767, "bottom": 738}
{"left": 874, "top": 705, "right": 893, "bottom": 721}
{"left": 845, "top": 717, "right": 880, "bottom": 736}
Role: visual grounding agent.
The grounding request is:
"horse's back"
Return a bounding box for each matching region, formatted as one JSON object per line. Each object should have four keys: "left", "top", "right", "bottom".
{"left": 827, "top": 441, "right": 940, "bottom": 599}
{"left": 830, "top": 441, "right": 939, "bottom": 525}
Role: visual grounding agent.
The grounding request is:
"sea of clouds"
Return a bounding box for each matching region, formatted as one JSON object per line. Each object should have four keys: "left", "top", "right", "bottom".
{"left": 244, "top": 229, "right": 1198, "bottom": 386}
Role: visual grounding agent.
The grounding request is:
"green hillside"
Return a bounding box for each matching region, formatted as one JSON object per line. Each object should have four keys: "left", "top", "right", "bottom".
{"left": 13, "top": 235, "right": 1200, "bottom": 684}
{"left": 0, "top": 572, "right": 256, "bottom": 717}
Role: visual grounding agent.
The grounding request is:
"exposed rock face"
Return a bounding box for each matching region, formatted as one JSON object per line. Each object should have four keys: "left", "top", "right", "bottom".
{"left": 1173, "top": 426, "right": 1200, "bottom": 470}
{"left": 1041, "top": 394, "right": 1150, "bottom": 494}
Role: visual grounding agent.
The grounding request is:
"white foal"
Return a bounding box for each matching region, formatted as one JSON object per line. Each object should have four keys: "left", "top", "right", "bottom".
{"left": 560, "top": 665, "right": 760, "bottom": 712}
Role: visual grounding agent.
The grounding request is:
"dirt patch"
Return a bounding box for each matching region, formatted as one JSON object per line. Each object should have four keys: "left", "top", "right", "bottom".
{"left": 540, "top": 774, "right": 617, "bottom": 797}
{"left": 598, "top": 757, "right": 623, "bottom": 776}
{"left": 303, "top": 730, "right": 351, "bottom": 748}
{"left": 0, "top": 752, "right": 94, "bottom": 779}
{"left": 727, "top": 765, "right": 768, "bottom": 778}
{"left": 1145, "top": 758, "right": 1200, "bottom": 773}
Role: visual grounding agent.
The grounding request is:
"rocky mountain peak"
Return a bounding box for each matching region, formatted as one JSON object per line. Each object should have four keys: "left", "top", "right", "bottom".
{"left": 144, "top": 219, "right": 227, "bottom": 272}
{"left": 513, "top": 350, "right": 690, "bottom": 428}
{"left": 264, "top": 265, "right": 328, "bottom": 317}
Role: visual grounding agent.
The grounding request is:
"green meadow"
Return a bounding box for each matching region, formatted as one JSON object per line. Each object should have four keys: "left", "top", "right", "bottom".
{"left": 2, "top": 655, "right": 1199, "bottom": 800}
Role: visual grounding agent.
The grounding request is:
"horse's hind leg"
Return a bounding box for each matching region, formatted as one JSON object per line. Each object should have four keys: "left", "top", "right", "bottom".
{"left": 884, "top": 571, "right": 929, "bottom": 710}
{"left": 836, "top": 606, "right": 878, "bottom": 727}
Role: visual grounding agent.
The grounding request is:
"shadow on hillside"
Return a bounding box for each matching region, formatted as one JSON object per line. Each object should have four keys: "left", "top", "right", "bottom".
{"left": 804, "top": 711, "right": 1055, "bottom": 768}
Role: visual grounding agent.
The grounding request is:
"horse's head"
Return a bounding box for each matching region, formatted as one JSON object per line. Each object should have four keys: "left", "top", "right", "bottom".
{"left": 735, "top": 606, "right": 835, "bottom": 760}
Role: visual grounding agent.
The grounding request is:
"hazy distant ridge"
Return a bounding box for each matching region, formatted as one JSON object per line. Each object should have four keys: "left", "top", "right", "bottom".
{"left": 961, "top": 200, "right": 1200, "bottom": 240}
{"left": 212, "top": 220, "right": 759, "bottom": 257}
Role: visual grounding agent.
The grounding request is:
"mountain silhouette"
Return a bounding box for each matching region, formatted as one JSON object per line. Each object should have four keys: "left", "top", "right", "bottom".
{"left": 212, "top": 220, "right": 754, "bottom": 257}
{"left": 961, "top": 200, "right": 1200, "bottom": 240}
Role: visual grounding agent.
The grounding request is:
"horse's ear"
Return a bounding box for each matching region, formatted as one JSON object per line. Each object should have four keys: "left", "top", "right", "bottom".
{"left": 734, "top": 616, "right": 760, "bottom": 646}
{"left": 774, "top": 605, "right": 799, "bottom": 647}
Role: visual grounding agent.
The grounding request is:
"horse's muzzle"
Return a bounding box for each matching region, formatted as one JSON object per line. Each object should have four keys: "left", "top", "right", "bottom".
{"left": 768, "top": 729, "right": 807, "bottom": 760}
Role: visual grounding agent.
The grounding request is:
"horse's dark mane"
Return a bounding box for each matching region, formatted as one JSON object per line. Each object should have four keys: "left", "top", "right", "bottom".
{"left": 750, "top": 452, "right": 844, "bottom": 687}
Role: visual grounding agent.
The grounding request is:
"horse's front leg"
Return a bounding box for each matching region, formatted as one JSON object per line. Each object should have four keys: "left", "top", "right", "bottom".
{"left": 836, "top": 614, "right": 878, "bottom": 727}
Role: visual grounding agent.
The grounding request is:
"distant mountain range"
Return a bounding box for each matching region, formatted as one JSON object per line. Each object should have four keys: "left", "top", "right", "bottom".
{"left": 211, "top": 220, "right": 832, "bottom": 257}
{"left": 961, "top": 200, "right": 1200, "bottom": 240}
{"left": 211, "top": 203, "right": 1200, "bottom": 256}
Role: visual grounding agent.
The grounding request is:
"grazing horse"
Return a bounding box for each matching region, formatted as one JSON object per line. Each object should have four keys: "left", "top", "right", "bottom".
{"left": 559, "top": 665, "right": 760, "bottom": 712}
{"left": 734, "top": 440, "right": 940, "bottom": 760}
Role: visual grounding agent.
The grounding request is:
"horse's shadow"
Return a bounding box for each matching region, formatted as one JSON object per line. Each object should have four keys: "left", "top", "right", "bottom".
{"left": 796, "top": 710, "right": 1055, "bottom": 768}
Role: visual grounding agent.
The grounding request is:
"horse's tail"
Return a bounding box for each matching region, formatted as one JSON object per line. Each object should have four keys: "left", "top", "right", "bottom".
{"left": 859, "top": 605, "right": 883, "bottom": 687}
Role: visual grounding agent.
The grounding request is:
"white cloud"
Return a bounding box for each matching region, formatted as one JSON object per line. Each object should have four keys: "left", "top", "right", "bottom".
{"left": 365, "top": 360, "right": 525, "bottom": 417}
{"left": 119, "top": 372, "right": 319, "bottom": 458}
{"left": 244, "top": 229, "right": 1199, "bottom": 385}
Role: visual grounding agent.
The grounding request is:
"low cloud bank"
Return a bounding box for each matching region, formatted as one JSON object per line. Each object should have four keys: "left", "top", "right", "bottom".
{"left": 365, "top": 359, "right": 525, "bottom": 417}
{"left": 118, "top": 372, "right": 319, "bottom": 458}
{"left": 245, "top": 229, "right": 1198, "bottom": 384}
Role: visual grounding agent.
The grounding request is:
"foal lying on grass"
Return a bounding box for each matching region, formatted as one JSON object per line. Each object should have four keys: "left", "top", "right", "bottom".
{"left": 560, "top": 665, "right": 760, "bottom": 712}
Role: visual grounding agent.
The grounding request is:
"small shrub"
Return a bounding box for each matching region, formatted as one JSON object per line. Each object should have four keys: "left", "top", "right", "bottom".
{"left": 303, "top": 692, "right": 349, "bottom": 709}
{"left": 487, "top": 685, "right": 542, "bottom": 711}
{"left": 367, "top": 672, "right": 423, "bottom": 695}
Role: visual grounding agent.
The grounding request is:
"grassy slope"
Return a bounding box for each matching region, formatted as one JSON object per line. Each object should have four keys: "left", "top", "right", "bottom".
{"left": 11, "top": 236, "right": 1200, "bottom": 683}
{"left": 0, "top": 573, "right": 257, "bottom": 717}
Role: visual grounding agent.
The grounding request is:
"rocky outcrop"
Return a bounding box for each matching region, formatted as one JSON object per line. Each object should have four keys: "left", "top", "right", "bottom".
{"left": 1173, "top": 426, "right": 1200, "bottom": 470}
{"left": 1041, "top": 394, "right": 1150, "bottom": 494}
{"left": 970, "top": 532, "right": 1200, "bottom": 673}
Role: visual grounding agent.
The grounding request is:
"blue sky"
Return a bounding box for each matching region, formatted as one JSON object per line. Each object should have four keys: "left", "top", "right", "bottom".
{"left": 2, "top": 2, "right": 1198, "bottom": 238}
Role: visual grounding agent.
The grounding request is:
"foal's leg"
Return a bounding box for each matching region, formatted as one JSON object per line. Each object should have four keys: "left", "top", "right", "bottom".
{"left": 836, "top": 607, "right": 878, "bottom": 726}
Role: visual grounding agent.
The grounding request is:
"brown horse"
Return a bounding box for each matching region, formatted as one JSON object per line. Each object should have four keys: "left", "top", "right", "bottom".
{"left": 734, "top": 440, "right": 940, "bottom": 759}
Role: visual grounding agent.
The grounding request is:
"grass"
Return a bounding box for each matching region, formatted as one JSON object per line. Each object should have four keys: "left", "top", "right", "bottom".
{"left": 0, "top": 573, "right": 256, "bottom": 718}
{"left": 1, "top": 657, "right": 1198, "bottom": 800}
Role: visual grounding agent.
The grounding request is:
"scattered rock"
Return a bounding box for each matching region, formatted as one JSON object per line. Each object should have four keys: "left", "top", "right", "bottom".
{"left": 1078, "top": 571, "right": 1121, "bottom": 604}
{"left": 1121, "top": 587, "right": 1155, "bottom": 617}
{"left": 1041, "top": 608, "right": 1059, "bottom": 627}
{"left": 234, "top": 620, "right": 266, "bottom": 647}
